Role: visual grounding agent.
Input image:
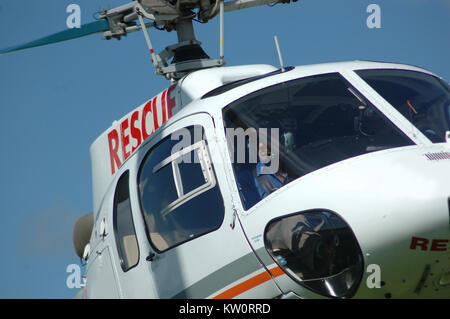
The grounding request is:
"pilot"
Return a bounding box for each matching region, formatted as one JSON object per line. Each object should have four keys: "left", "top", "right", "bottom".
{"left": 235, "top": 123, "right": 292, "bottom": 209}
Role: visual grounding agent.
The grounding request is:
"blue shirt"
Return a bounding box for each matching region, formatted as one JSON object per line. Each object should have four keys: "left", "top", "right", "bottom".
{"left": 236, "top": 162, "right": 287, "bottom": 209}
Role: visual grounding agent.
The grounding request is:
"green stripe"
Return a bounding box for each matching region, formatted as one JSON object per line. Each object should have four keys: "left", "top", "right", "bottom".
{"left": 255, "top": 247, "right": 276, "bottom": 266}
{"left": 171, "top": 251, "right": 264, "bottom": 299}
{"left": 171, "top": 247, "right": 278, "bottom": 299}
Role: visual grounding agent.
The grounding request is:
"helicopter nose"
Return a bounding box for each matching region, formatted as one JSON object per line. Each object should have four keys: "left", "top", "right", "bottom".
{"left": 356, "top": 197, "right": 450, "bottom": 298}
{"left": 351, "top": 154, "right": 450, "bottom": 298}
{"left": 254, "top": 146, "right": 450, "bottom": 298}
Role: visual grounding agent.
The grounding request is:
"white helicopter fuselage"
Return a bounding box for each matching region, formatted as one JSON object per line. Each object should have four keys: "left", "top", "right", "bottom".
{"left": 80, "top": 61, "right": 450, "bottom": 299}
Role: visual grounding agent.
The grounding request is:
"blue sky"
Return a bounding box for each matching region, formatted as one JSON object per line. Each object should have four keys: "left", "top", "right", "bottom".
{"left": 0, "top": 0, "right": 448, "bottom": 298}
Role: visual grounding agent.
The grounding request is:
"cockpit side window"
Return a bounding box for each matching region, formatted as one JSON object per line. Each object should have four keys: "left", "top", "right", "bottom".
{"left": 223, "top": 72, "right": 414, "bottom": 210}
{"left": 113, "top": 170, "right": 139, "bottom": 272}
{"left": 356, "top": 69, "right": 450, "bottom": 143}
{"left": 137, "top": 125, "right": 224, "bottom": 252}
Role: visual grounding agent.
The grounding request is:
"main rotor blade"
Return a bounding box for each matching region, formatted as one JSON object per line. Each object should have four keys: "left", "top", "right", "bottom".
{"left": 0, "top": 19, "right": 109, "bottom": 55}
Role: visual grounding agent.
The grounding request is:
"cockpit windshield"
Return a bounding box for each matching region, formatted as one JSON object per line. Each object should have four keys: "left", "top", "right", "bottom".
{"left": 223, "top": 72, "right": 414, "bottom": 210}
{"left": 356, "top": 69, "right": 450, "bottom": 143}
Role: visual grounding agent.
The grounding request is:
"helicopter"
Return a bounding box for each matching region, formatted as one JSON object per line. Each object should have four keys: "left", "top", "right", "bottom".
{"left": 3, "top": 0, "right": 449, "bottom": 299}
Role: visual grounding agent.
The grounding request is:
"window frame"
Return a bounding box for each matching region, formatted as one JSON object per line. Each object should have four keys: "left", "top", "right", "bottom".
{"left": 222, "top": 71, "right": 416, "bottom": 212}
{"left": 112, "top": 170, "right": 140, "bottom": 272}
{"left": 137, "top": 123, "right": 225, "bottom": 253}
{"left": 152, "top": 139, "right": 217, "bottom": 217}
{"left": 354, "top": 68, "right": 450, "bottom": 144}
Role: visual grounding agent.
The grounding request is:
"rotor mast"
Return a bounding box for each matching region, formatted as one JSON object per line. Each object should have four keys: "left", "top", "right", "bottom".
{"left": 0, "top": 0, "right": 297, "bottom": 80}
{"left": 129, "top": 0, "right": 226, "bottom": 80}
{"left": 100, "top": 0, "right": 297, "bottom": 81}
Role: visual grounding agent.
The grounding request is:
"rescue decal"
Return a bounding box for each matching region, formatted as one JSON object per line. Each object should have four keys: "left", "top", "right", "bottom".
{"left": 212, "top": 266, "right": 284, "bottom": 299}
{"left": 410, "top": 236, "right": 449, "bottom": 251}
{"left": 107, "top": 84, "right": 177, "bottom": 175}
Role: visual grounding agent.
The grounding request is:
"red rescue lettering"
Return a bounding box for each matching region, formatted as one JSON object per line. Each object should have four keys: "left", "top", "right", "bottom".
{"left": 161, "top": 90, "right": 167, "bottom": 123}
{"left": 120, "top": 118, "right": 131, "bottom": 161}
{"left": 130, "top": 110, "right": 142, "bottom": 153}
{"left": 142, "top": 100, "right": 153, "bottom": 140}
{"left": 152, "top": 96, "right": 159, "bottom": 131}
{"left": 108, "top": 129, "right": 122, "bottom": 175}
{"left": 167, "top": 83, "right": 176, "bottom": 118}
{"left": 107, "top": 86, "right": 177, "bottom": 175}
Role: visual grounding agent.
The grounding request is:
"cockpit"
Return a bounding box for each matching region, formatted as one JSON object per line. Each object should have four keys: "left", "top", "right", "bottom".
{"left": 223, "top": 69, "right": 450, "bottom": 209}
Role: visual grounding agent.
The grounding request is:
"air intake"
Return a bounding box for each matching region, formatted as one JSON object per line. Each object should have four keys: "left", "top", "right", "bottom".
{"left": 423, "top": 152, "right": 450, "bottom": 161}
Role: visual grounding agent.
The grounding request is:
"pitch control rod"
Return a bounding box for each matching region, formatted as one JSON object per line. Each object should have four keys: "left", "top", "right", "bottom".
{"left": 136, "top": 10, "right": 161, "bottom": 73}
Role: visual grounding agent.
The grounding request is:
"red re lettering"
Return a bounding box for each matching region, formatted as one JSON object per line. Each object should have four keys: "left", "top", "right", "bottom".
{"left": 410, "top": 237, "right": 429, "bottom": 251}
{"left": 430, "top": 239, "right": 449, "bottom": 251}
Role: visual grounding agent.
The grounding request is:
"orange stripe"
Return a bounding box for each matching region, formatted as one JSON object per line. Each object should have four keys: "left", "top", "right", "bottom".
{"left": 213, "top": 266, "right": 284, "bottom": 299}
{"left": 268, "top": 266, "right": 285, "bottom": 277}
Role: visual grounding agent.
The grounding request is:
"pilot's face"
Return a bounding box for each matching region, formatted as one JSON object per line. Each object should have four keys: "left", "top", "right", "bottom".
{"left": 257, "top": 137, "right": 280, "bottom": 166}
{"left": 258, "top": 140, "right": 271, "bottom": 163}
{"left": 246, "top": 128, "right": 280, "bottom": 174}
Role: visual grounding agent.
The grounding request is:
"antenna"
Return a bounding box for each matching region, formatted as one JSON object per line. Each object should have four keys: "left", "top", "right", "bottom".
{"left": 274, "top": 35, "right": 285, "bottom": 72}
{"left": 220, "top": 0, "right": 225, "bottom": 63}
